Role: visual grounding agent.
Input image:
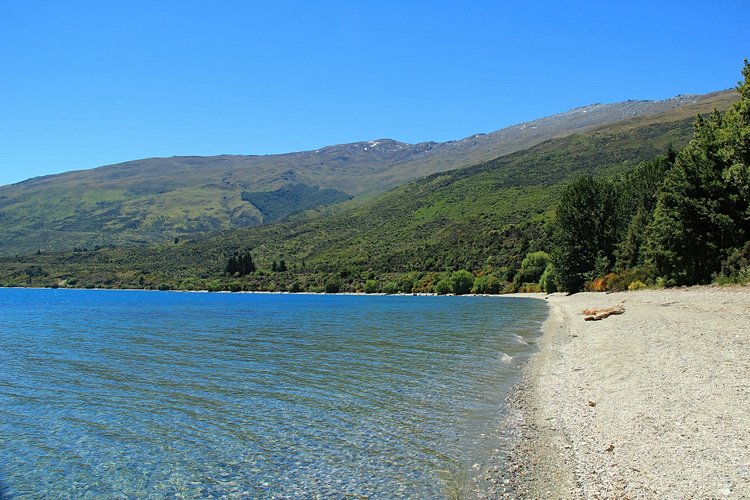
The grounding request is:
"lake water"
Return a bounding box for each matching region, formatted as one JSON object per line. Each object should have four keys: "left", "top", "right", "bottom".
{"left": 0, "top": 289, "right": 547, "bottom": 498}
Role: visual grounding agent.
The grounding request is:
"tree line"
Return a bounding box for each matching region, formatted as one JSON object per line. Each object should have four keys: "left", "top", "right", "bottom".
{"left": 549, "top": 60, "right": 750, "bottom": 292}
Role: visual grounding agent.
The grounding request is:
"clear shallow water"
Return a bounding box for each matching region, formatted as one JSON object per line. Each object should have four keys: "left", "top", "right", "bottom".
{"left": 0, "top": 289, "right": 546, "bottom": 498}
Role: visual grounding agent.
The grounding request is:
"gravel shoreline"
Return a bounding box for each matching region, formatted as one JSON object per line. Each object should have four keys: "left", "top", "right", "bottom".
{"left": 506, "top": 287, "right": 750, "bottom": 498}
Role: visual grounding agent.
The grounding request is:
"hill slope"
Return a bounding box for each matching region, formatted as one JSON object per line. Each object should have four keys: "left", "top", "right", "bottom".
{"left": 0, "top": 89, "right": 738, "bottom": 290}
{"left": 0, "top": 90, "right": 735, "bottom": 256}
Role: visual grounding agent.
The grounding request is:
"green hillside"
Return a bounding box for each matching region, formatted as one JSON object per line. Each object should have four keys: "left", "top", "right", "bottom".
{"left": 0, "top": 91, "right": 737, "bottom": 292}
{"left": 0, "top": 91, "right": 735, "bottom": 257}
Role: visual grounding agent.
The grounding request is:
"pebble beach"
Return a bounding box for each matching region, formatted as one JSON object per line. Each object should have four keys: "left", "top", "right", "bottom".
{"left": 507, "top": 286, "right": 750, "bottom": 498}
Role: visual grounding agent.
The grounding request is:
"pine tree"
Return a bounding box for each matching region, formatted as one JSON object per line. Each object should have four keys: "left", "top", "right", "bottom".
{"left": 240, "top": 252, "right": 256, "bottom": 275}
{"left": 225, "top": 256, "right": 239, "bottom": 275}
{"left": 645, "top": 60, "right": 750, "bottom": 284}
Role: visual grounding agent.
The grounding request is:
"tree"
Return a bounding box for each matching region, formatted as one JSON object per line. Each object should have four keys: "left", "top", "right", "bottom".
{"left": 364, "top": 279, "right": 379, "bottom": 293}
{"left": 324, "top": 278, "right": 341, "bottom": 293}
{"left": 240, "top": 252, "right": 256, "bottom": 275}
{"left": 226, "top": 251, "right": 256, "bottom": 276}
{"left": 433, "top": 278, "right": 451, "bottom": 295}
{"left": 471, "top": 274, "right": 501, "bottom": 294}
{"left": 552, "top": 176, "right": 621, "bottom": 293}
{"left": 645, "top": 60, "right": 750, "bottom": 284}
{"left": 513, "top": 251, "right": 551, "bottom": 286}
{"left": 613, "top": 157, "right": 671, "bottom": 270}
{"left": 449, "top": 269, "right": 474, "bottom": 295}
{"left": 539, "top": 263, "right": 558, "bottom": 293}
{"left": 225, "top": 256, "right": 239, "bottom": 275}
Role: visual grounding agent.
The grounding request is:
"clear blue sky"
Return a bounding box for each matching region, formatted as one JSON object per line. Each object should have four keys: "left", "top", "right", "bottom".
{"left": 1, "top": 1, "right": 748, "bottom": 186}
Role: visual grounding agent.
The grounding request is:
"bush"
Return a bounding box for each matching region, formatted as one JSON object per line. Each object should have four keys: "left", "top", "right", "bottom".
{"left": 628, "top": 280, "right": 647, "bottom": 291}
{"left": 433, "top": 279, "right": 452, "bottom": 295}
{"left": 449, "top": 270, "right": 474, "bottom": 295}
{"left": 287, "top": 281, "right": 303, "bottom": 293}
{"left": 324, "top": 278, "right": 341, "bottom": 293}
{"left": 514, "top": 251, "right": 552, "bottom": 285}
{"left": 413, "top": 273, "right": 438, "bottom": 293}
{"left": 518, "top": 283, "right": 542, "bottom": 293}
{"left": 588, "top": 265, "right": 656, "bottom": 292}
{"left": 382, "top": 281, "right": 399, "bottom": 294}
{"left": 472, "top": 274, "right": 501, "bottom": 294}
{"left": 538, "top": 263, "right": 558, "bottom": 293}
{"left": 398, "top": 276, "right": 414, "bottom": 293}
{"left": 717, "top": 242, "right": 750, "bottom": 284}
{"left": 590, "top": 273, "right": 617, "bottom": 292}
{"left": 364, "top": 279, "right": 380, "bottom": 294}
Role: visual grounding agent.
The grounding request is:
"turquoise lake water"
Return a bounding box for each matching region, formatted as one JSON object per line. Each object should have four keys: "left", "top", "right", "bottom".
{"left": 0, "top": 288, "right": 547, "bottom": 498}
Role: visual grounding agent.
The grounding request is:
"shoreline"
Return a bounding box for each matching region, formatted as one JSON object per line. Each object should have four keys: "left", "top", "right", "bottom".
{"left": 506, "top": 286, "right": 750, "bottom": 498}
{"left": 0, "top": 285, "right": 547, "bottom": 298}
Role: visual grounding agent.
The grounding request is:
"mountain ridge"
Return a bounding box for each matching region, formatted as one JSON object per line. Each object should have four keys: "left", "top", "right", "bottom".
{"left": 0, "top": 97, "right": 732, "bottom": 291}
{"left": 0, "top": 89, "right": 737, "bottom": 256}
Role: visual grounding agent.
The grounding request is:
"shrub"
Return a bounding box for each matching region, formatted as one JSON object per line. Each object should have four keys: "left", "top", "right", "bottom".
{"left": 717, "top": 242, "right": 750, "bottom": 284}
{"left": 514, "top": 251, "right": 552, "bottom": 285}
{"left": 449, "top": 270, "right": 474, "bottom": 295}
{"left": 590, "top": 273, "right": 617, "bottom": 292}
{"left": 363, "top": 279, "right": 380, "bottom": 294}
{"left": 587, "top": 264, "right": 656, "bottom": 292}
{"left": 518, "top": 283, "right": 542, "bottom": 293}
{"left": 413, "top": 273, "right": 438, "bottom": 293}
{"left": 538, "top": 263, "right": 558, "bottom": 293}
{"left": 472, "top": 274, "right": 501, "bottom": 294}
{"left": 382, "top": 281, "right": 399, "bottom": 294}
{"left": 324, "top": 278, "right": 341, "bottom": 293}
{"left": 398, "top": 276, "right": 414, "bottom": 293}
{"left": 433, "top": 279, "right": 452, "bottom": 295}
{"left": 628, "top": 280, "right": 647, "bottom": 291}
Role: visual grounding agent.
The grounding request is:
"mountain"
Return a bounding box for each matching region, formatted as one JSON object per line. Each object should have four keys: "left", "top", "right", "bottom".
{"left": 0, "top": 87, "right": 739, "bottom": 290}
{"left": 0, "top": 90, "right": 736, "bottom": 257}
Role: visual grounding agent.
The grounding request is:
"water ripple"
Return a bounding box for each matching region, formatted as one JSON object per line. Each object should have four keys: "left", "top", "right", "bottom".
{"left": 0, "top": 289, "right": 546, "bottom": 498}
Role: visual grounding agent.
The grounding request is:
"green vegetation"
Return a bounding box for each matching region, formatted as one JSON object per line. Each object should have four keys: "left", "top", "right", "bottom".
{"left": 513, "top": 251, "right": 552, "bottom": 290}
{"left": 225, "top": 251, "right": 256, "bottom": 276}
{"left": 241, "top": 184, "right": 352, "bottom": 223}
{"left": 0, "top": 72, "right": 744, "bottom": 294}
{"left": 0, "top": 91, "right": 737, "bottom": 258}
{"left": 551, "top": 176, "right": 622, "bottom": 292}
{"left": 551, "top": 61, "right": 750, "bottom": 292}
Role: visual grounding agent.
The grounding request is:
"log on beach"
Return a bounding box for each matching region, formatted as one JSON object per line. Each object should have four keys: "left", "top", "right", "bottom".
{"left": 510, "top": 286, "right": 750, "bottom": 498}
{"left": 582, "top": 305, "right": 625, "bottom": 321}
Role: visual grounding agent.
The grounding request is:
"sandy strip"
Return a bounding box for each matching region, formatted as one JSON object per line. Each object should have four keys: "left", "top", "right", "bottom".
{"left": 509, "top": 287, "right": 750, "bottom": 498}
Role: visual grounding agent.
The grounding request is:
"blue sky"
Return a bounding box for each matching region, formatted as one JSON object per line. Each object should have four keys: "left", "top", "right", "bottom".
{"left": 1, "top": 1, "right": 748, "bottom": 186}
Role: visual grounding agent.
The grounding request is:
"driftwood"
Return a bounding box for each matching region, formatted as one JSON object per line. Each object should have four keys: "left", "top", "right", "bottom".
{"left": 582, "top": 305, "right": 625, "bottom": 321}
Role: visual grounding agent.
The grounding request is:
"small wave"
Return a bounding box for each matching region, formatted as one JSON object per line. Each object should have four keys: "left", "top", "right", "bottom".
{"left": 0, "top": 479, "right": 11, "bottom": 500}
{"left": 513, "top": 334, "right": 528, "bottom": 345}
{"left": 500, "top": 353, "right": 513, "bottom": 364}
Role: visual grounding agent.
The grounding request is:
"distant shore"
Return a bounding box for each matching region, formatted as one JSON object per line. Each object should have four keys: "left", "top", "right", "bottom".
{"left": 507, "top": 286, "right": 750, "bottom": 498}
